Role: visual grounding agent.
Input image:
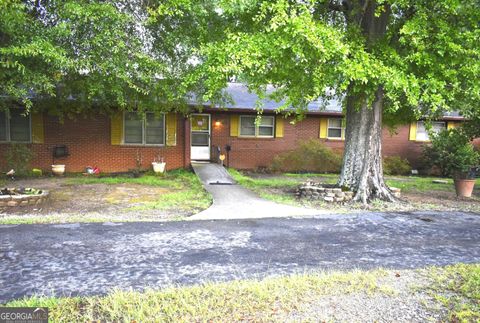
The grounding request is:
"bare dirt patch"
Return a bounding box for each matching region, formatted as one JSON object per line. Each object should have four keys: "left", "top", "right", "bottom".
{"left": 0, "top": 177, "right": 191, "bottom": 222}
{"left": 242, "top": 172, "right": 480, "bottom": 213}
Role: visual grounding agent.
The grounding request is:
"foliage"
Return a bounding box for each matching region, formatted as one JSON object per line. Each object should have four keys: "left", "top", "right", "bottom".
{"left": 5, "top": 143, "right": 34, "bottom": 176}
{"left": 0, "top": 0, "right": 188, "bottom": 115}
{"left": 270, "top": 139, "right": 342, "bottom": 173}
{"left": 383, "top": 156, "right": 412, "bottom": 176}
{"left": 423, "top": 129, "right": 480, "bottom": 178}
{"left": 159, "top": 0, "right": 480, "bottom": 123}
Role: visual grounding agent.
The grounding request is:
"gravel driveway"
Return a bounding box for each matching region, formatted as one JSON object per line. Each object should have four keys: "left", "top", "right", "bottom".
{"left": 1, "top": 211, "right": 479, "bottom": 303}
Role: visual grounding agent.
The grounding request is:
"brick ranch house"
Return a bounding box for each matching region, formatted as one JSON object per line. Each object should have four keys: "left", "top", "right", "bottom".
{"left": 0, "top": 83, "right": 472, "bottom": 173}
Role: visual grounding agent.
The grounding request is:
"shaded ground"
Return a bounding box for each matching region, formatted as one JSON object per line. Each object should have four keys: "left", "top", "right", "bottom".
{"left": 191, "top": 162, "right": 319, "bottom": 220}
{"left": 1, "top": 211, "right": 479, "bottom": 303}
{"left": 237, "top": 171, "right": 480, "bottom": 213}
{"left": 0, "top": 173, "right": 211, "bottom": 223}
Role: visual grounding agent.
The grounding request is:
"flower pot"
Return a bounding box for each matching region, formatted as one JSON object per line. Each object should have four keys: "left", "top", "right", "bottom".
{"left": 152, "top": 162, "right": 166, "bottom": 174}
{"left": 51, "top": 164, "right": 65, "bottom": 176}
{"left": 454, "top": 179, "right": 476, "bottom": 198}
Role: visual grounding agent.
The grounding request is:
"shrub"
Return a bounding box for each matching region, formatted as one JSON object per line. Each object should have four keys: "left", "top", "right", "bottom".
{"left": 423, "top": 129, "right": 480, "bottom": 178}
{"left": 5, "top": 144, "right": 35, "bottom": 176}
{"left": 383, "top": 156, "right": 412, "bottom": 176}
{"left": 271, "top": 139, "right": 342, "bottom": 173}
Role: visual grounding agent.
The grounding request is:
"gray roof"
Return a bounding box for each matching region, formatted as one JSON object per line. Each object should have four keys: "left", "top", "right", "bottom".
{"left": 191, "top": 83, "right": 343, "bottom": 113}
{"left": 190, "top": 83, "right": 464, "bottom": 119}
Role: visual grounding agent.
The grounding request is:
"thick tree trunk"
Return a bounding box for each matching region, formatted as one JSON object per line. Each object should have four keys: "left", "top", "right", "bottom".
{"left": 336, "top": 1, "right": 396, "bottom": 203}
{"left": 338, "top": 87, "right": 397, "bottom": 204}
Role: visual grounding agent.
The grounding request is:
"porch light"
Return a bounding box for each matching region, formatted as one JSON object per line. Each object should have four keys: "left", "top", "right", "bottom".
{"left": 214, "top": 120, "right": 222, "bottom": 127}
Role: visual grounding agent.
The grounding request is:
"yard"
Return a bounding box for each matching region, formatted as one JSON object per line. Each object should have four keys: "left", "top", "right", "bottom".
{"left": 4, "top": 263, "right": 479, "bottom": 322}
{"left": 229, "top": 169, "right": 480, "bottom": 213}
{"left": 0, "top": 170, "right": 212, "bottom": 224}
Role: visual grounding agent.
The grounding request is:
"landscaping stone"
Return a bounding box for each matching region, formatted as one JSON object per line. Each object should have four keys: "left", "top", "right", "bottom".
{"left": 432, "top": 180, "right": 449, "bottom": 184}
{"left": 297, "top": 182, "right": 401, "bottom": 203}
{"left": 297, "top": 182, "right": 355, "bottom": 203}
{"left": 0, "top": 188, "right": 49, "bottom": 207}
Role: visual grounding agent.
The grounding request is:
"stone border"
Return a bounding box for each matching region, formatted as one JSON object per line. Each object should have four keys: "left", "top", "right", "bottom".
{"left": 296, "top": 182, "right": 401, "bottom": 203}
{"left": 0, "top": 190, "right": 49, "bottom": 207}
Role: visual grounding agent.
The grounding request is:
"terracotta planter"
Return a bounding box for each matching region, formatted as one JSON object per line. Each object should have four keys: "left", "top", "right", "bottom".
{"left": 454, "top": 179, "right": 476, "bottom": 198}
{"left": 51, "top": 164, "right": 66, "bottom": 176}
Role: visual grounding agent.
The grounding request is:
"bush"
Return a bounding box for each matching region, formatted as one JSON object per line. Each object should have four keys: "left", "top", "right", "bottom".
{"left": 423, "top": 129, "right": 480, "bottom": 178}
{"left": 383, "top": 156, "right": 412, "bottom": 176}
{"left": 5, "top": 144, "right": 35, "bottom": 176}
{"left": 271, "top": 139, "right": 342, "bottom": 173}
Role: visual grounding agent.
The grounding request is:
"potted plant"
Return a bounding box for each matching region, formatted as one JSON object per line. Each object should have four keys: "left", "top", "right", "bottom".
{"left": 51, "top": 164, "right": 66, "bottom": 176}
{"left": 424, "top": 129, "right": 479, "bottom": 197}
{"left": 152, "top": 154, "right": 166, "bottom": 175}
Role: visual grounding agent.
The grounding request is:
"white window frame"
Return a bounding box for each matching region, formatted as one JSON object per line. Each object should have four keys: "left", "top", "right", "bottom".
{"left": 0, "top": 109, "right": 32, "bottom": 143}
{"left": 123, "top": 112, "right": 166, "bottom": 146}
{"left": 416, "top": 121, "right": 446, "bottom": 141}
{"left": 239, "top": 115, "right": 275, "bottom": 138}
{"left": 327, "top": 118, "right": 345, "bottom": 140}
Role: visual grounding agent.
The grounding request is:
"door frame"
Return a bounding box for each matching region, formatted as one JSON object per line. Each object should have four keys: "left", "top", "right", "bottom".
{"left": 190, "top": 113, "right": 211, "bottom": 161}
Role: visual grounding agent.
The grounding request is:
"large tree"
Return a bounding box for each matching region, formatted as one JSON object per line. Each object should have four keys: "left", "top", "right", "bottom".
{"left": 0, "top": 0, "right": 182, "bottom": 115}
{"left": 152, "top": 0, "right": 480, "bottom": 203}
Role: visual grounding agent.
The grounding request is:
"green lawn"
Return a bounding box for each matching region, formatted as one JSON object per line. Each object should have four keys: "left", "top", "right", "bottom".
{"left": 229, "top": 169, "right": 479, "bottom": 212}
{"left": 67, "top": 169, "right": 212, "bottom": 212}
{"left": 68, "top": 170, "right": 211, "bottom": 210}
{"left": 229, "top": 169, "right": 463, "bottom": 194}
{"left": 4, "top": 264, "right": 478, "bottom": 322}
{"left": 0, "top": 170, "right": 212, "bottom": 224}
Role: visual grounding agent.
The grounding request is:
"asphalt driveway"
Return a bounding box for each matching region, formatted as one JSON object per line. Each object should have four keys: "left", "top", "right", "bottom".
{"left": 1, "top": 211, "right": 479, "bottom": 303}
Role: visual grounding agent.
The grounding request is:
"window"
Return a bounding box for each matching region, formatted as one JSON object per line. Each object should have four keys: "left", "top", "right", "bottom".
{"left": 0, "top": 109, "right": 31, "bottom": 143}
{"left": 416, "top": 121, "right": 446, "bottom": 141}
{"left": 124, "top": 112, "right": 165, "bottom": 145}
{"left": 327, "top": 118, "right": 344, "bottom": 139}
{"left": 239, "top": 116, "right": 275, "bottom": 137}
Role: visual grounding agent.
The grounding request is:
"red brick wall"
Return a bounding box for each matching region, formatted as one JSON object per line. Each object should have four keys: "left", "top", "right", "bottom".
{"left": 0, "top": 111, "right": 456, "bottom": 173}
{"left": 209, "top": 113, "right": 344, "bottom": 169}
{"left": 0, "top": 114, "right": 187, "bottom": 173}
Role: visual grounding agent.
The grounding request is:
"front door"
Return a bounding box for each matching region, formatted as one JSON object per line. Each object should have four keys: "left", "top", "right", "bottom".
{"left": 191, "top": 114, "right": 211, "bottom": 160}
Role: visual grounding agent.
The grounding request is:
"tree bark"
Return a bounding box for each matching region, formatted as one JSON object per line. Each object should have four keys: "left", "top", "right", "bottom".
{"left": 337, "top": 1, "right": 397, "bottom": 203}
{"left": 338, "top": 87, "right": 396, "bottom": 203}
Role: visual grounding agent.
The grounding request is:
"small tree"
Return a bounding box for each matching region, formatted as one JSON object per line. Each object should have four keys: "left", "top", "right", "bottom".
{"left": 424, "top": 129, "right": 479, "bottom": 179}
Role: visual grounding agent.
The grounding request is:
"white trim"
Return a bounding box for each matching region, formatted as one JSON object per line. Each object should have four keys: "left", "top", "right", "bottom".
{"left": 0, "top": 109, "right": 32, "bottom": 143}
{"left": 190, "top": 113, "right": 211, "bottom": 160}
{"left": 239, "top": 115, "right": 275, "bottom": 138}
{"left": 122, "top": 111, "right": 166, "bottom": 146}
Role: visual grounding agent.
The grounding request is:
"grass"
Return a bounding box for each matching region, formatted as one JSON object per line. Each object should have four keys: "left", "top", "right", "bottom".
{"left": 0, "top": 170, "right": 212, "bottom": 224}
{"left": 428, "top": 263, "right": 480, "bottom": 322}
{"left": 69, "top": 169, "right": 212, "bottom": 212}
{"left": 229, "top": 169, "right": 480, "bottom": 212}
{"left": 4, "top": 269, "right": 389, "bottom": 322}
{"left": 4, "top": 264, "right": 479, "bottom": 322}
{"left": 230, "top": 169, "right": 475, "bottom": 194}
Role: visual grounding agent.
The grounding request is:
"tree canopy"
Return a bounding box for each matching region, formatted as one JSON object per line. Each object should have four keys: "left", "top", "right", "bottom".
{"left": 0, "top": 0, "right": 183, "bottom": 115}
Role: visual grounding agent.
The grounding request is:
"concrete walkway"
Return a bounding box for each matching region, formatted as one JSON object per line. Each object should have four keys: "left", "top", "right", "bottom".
{"left": 190, "top": 162, "right": 320, "bottom": 220}
{"left": 1, "top": 212, "right": 479, "bottom": 302}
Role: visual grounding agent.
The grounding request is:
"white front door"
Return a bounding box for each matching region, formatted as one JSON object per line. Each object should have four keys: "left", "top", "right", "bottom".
{"left": 191, "top": 114, "right": 211, "bottom": 160}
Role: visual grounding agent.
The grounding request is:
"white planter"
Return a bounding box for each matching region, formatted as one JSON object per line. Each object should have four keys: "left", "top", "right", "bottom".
{"left": 152, "top": 162, "right": 166, "bottom": 174}
{"left": 52, "top": 164, "right": 66, "bottom": 176}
